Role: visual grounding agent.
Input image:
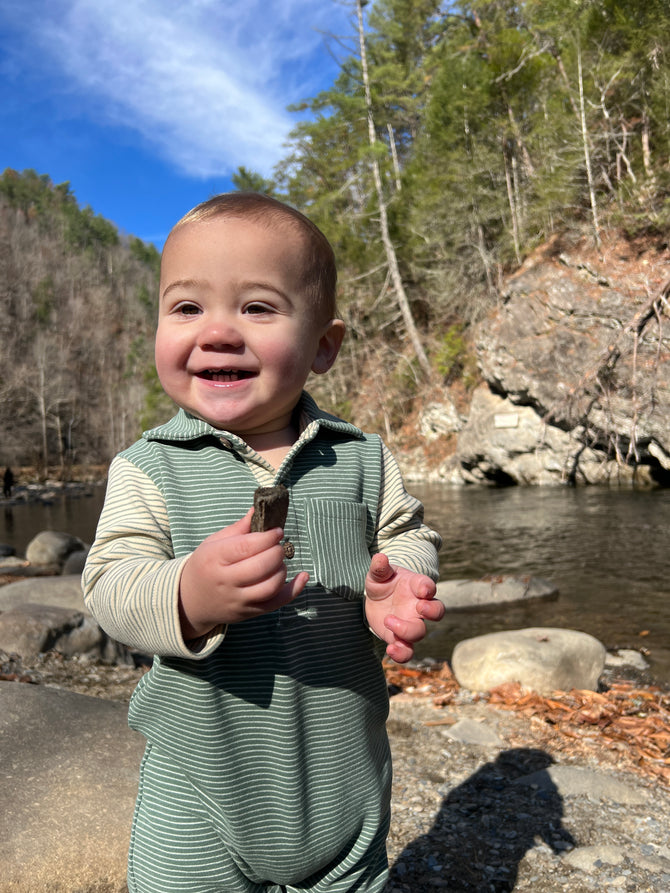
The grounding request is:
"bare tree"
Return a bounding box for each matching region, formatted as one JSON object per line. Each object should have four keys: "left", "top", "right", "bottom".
{"left": 355, "top": 0, "right": 432, "bottom": 379}
{"left": 576, "top": 42, "right": 601, "bottom": 249}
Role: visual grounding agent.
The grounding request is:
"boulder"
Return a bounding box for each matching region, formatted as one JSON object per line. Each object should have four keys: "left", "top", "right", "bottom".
{"left": 0, "top": 603, "right": 112, "bottom": 661}
{"left": 436, "top": 575, "right": 558, "bottom": 611}
{"left": 451, "top": 627, "right": 606, "bottom": 694}
{"left": 443, "top": 717, "right": 502, "bottom": 747}
{"left": 0, "top": 681, "right": 144, "bottom": 892}
{"left": 0, "top": 555, "right": 26, "bottom": 570}
{"left": 456, "top": 385, "right": 644, "bottom": 486}
{"left": 513, "top": 764, "right": 646, "bottom": 805}
{"left": 25, "top": 530, "right": 87, "bottom": 569}
{"left": 468, "top": 247, "right": 670, "bottom": 485}
{"left": 61, "top": 547, "right": 90, "bottom": 575}
{"left": 0, "top": 578, "right": 134, "bottom": 664}
{"left": 605, "top": 648, "right": 650, "bottom": 672}
{"left": 419, "top": 400, "right": 464, "bottom": 441}
{"left": 0, "top": 575, "right": 86, "bottom": 612}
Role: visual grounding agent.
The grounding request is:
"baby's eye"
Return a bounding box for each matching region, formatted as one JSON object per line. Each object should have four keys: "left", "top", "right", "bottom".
{"left": 174, "top": 302, "right": 201, "bottom": 316}
{"left": 244, "top": 302, "right": 274, "bottom": 315}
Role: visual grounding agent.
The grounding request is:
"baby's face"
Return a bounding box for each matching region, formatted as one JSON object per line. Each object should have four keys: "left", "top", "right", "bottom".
{"left": 155, "top": 216, "right": 341, "bottom": 441}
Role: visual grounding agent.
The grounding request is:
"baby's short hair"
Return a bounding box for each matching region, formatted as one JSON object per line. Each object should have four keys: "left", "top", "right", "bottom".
{"left": 170, "top": 192, "right": 338, "bottom": 320}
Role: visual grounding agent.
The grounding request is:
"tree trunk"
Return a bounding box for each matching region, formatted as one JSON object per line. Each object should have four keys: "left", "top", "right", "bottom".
{"left": 387, "top": 123, "right": 402, "bottom": 192}
{"left": 37, "top": 366, "right": 49, "bottom": 481}
{"left": 355, "top": 0, "right": 431, "bottom": 379}
{"left": 577, "top": 44, "right": 601, "bottom": 249}
{"left": 641, "top": 113, "right": 652, "bottom": 178}
{"left": 503, "top": 142, "right": 522, "bottom": 265}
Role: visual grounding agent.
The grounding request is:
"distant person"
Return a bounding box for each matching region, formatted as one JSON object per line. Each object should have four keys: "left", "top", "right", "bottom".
{"left": 3, "top": 467, "right": 14, "bottom": 498}
{"left": 83, "top": 192, "right": 443, "bottom": 893}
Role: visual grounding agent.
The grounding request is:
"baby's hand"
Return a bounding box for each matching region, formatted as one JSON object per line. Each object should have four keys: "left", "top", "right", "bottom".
{"left": 178, "top": 508, "right": 308, "bottom": 639}
{"left": 365, "top": 553, "right": 445, "bottom": 663}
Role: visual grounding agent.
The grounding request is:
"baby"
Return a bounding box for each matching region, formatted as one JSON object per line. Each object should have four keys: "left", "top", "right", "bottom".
{"left": 83, "top": 192, "right": 443, "bottom": 893}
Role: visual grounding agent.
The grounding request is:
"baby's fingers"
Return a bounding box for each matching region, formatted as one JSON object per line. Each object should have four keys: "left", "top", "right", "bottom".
{"left": 384, "top": 612, "right": 426, "bottom": 645}
{"left": 416, "top": 597, "right": 445, "bottom": 623}
{"left": 245, "top": 570, "right": 311, "bottom": 619}
{"left": 216, "top": 526, "right": 285, "bottom": 568}
{"left": 410, "top": 574, "right": 438, "bottom": 600}
{"left": 385, "top": 638, "right": 415, "bottom": 664}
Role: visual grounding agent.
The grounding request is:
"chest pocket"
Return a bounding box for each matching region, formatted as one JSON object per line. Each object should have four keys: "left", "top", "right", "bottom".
{"left": 304, "top": 498, "right": 372, "bottom": 600}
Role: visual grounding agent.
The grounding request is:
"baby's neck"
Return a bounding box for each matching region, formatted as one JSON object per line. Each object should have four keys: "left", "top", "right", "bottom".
{"left": 245, "top": 426, "right": 298, "bottom": 471}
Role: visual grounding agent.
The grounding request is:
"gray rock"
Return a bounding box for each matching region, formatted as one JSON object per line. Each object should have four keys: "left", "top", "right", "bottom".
{"left": 436, "top": 575, "right": 558, "bottom": 611}
{"left": 451, "top": 627, "right": 606, "bottom": 694}
{"left": 563, "top": 842, "right": 670, "bottom": 876}
{"left": 0, "top": 574, "right": 86, "bottom": 612}
{"left": 0, "top": 681, "right": 144, "bottom": 891}
{"left": 419, "top": 400, "right": 464, "bottom": 441}
{"left": 0, "top": 554, "right": 25, "bottom": 570}
{"left": 514, "top": 764, "right": 647, "bottom": 805}
{"left": 632, "top": 844, "right": 670, "bottom": 874}
{"left": 25, "top": 529, "right": 87, "bottom": 569}
{"left": 467, "top": 254, "right": 670, "bottom": 485}
{"left": 0, "top": 579, "right": 134, "bottom": 663}
{"left": 456, "top": 385, "right": 641, "bottom": 486}
{"left": 0, "top": 603, "right": 106, "bottom": 660}
{"left": 562, "top": 844, "right": 625, "bottom": 871}
{"left": 61, "top": 546, "right": 90, "bottom": 575}
{"left": 442, "top": 718, "right": 502, "bottom": 747}
{"left": 605, "top": 648, "right": 650, "bottom": 671}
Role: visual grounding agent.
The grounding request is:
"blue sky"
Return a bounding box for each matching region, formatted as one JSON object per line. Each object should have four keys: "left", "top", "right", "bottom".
{"left": 0, "top": 0, "right": 352, "bottom": 247}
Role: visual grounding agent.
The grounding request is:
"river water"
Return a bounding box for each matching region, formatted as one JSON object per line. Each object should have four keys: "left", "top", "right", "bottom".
{"left": 1, "top": 484, "right": 669, "bottom": 685}
{"left": 412, "top": 483, "right": 670, "bottom": 686}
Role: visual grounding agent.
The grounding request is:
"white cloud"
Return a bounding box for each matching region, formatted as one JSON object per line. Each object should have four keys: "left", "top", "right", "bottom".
{"left": 7, "top": 0, "right": 350, "bottom": 178}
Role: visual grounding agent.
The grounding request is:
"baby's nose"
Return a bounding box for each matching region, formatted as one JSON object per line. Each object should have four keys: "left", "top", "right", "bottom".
{"left": 197, "top": 315, "right": 243, "bottom": 350}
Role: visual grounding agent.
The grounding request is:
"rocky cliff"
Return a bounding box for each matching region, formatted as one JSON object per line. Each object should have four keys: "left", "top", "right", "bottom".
{"left": 452, "top": 234, "right": 670, "bottom": 486}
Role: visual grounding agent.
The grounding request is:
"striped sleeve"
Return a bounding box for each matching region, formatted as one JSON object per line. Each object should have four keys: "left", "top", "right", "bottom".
{"left": 82, "top": 456, "right": 225, "bottom": 658}
{"left": 374, "top": 443, "right": 441, "bottom": 580}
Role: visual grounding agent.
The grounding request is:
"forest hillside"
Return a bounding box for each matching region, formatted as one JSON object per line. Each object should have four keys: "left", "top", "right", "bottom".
{"left": 1, "top": 0, "right": 669, "bottom": 482}
{"left": 0, "top": 171, "right": 165, "bottom": 476}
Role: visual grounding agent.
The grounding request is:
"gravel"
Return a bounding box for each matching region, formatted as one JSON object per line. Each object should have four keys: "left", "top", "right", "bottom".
{"left": 386, "top": 696, "right": 670, "bottom": 892}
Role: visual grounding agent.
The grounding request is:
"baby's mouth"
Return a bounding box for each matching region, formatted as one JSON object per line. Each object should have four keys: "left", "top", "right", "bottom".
{"left": 198, "top": 369, "right": 255, "bottom": 382}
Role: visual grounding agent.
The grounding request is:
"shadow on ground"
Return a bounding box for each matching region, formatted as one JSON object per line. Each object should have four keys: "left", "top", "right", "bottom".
{"left": 388, "top": 748, "right": 576, "bottom": 892}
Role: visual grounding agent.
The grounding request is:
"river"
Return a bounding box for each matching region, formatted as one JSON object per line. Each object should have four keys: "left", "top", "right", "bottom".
{"left": 412, "top": 483, "right": 670, "bottom": 686}
{"left": 1, "top": 483, "right": 669, "bottom": 685}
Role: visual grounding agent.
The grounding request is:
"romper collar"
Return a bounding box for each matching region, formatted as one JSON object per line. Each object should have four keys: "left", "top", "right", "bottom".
{"left": 142, "top": 391, "right": 364, "bottom": 447}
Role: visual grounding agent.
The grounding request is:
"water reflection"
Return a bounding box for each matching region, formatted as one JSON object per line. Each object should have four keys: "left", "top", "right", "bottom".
{"left": 0, "top": 489, "right": 106, "bottom": 557}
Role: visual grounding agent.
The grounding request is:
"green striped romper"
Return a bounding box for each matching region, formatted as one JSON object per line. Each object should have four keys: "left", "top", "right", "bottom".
{"left": 83, "top": 395, "right": 441, "bottom": 893}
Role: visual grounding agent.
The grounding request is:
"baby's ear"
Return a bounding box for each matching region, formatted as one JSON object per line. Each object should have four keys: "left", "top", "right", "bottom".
{"left": 312, "top": 319, "right": 346, "bottom": 374}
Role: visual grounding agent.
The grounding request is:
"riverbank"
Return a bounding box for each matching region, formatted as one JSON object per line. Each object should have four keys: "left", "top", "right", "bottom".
{"left": 0, "top": 478, "right": 101, "bottom": 507}
{"left": 3, "top": 651, "right": 668, "bottom": 892}
{"left": 8, "top": 652, "right": 666, "bottom": 787}
{"left": 2, "top": 482, "right": 670, "bottom": 692}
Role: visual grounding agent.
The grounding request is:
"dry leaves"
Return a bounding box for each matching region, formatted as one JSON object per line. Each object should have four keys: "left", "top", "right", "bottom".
{"left": 383, "top": 660, "right": 670, "bottom": 788}
{"left": 384, "top": 659, "right": 460, "bottom": 703}
{"left": 488, "top": 680, "right": 670, "bottom": 786}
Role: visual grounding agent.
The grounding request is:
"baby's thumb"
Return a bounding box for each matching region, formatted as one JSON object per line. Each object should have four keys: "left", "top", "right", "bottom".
{"left": 367, "top": 553, "right": 393, "bottom": 586}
